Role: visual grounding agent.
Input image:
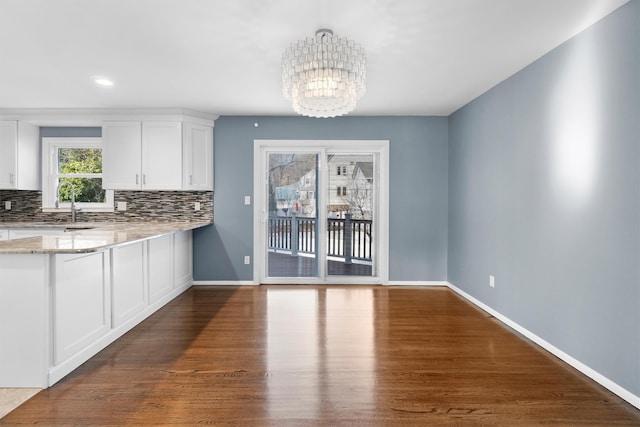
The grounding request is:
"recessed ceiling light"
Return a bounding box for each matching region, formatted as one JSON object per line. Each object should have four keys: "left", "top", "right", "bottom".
{"left": 92, "top": 76, "right": 114, "bottom": 87}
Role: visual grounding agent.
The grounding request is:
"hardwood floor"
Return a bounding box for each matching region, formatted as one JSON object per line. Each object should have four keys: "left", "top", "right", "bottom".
{"left": 2, "top": 286, "right": 639, "bottom": 426}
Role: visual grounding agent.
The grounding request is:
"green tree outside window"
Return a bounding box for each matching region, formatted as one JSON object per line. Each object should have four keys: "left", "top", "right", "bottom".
{"left": 57, "top": 148, "right": 106, "bottom": 203}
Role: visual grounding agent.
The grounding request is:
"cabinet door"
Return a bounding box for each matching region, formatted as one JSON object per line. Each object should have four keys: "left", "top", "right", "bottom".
{"left": 0, "top": 230, "right": 8, "bottom": 241}
{"left": 0, "top": 121, "right": 18, "bottom": 189}
{"left": 148, "top": 235, "right": 173, "bottom": 303}
{"left": 183, "top": 123, "right": 213, "bottom": 190}
{"left": 103, "top": 122, "right": 142, "bottom": 190}
{"left": 142, "top": 122, "right": 182, "bottom": 190}
{"left": 111, "top": 242, "right": 147, "bottom": 328}
{"left": 15, "top": 121, "right": 40, "bottom": 190}
{"left": 0, "top": 254, "right": 49, "bottom": 387}
{"left": 54, "top": 251, "right": 110, "bottom": 365}
{"left": 174, "top": 230, "right": 192, "bottom": 287}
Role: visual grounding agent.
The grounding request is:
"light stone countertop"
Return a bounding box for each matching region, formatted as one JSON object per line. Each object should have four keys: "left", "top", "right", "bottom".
{"left": 0, "top": 221, "right": 212, "bottom": 254}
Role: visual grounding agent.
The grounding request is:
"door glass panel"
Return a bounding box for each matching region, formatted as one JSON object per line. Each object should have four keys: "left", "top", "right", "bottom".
{"left": 267, "top": 153, "right": 318, "bottom": 278}
{"left": 326, "top": 154, "right": 375, "bottom": 276}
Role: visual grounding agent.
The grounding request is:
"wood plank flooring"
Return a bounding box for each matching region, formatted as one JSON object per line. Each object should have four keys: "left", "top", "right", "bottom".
{"left": 2, "top": 286, "right": 639, "bottom": 426}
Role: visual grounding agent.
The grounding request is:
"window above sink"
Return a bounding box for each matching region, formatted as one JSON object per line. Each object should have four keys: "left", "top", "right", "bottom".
{"left": 42, "top": 137, "right": 114, "bottom": 213}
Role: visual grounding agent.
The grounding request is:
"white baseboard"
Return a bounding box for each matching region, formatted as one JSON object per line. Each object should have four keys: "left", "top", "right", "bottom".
{"left": 386, "top": 281, "right": 448, "bottom": 287}
{"left": 193, "top": 280, "right": 257, "bottom": 286}
{"left": 446, "top": 282, "right": 640, "bottom": 410}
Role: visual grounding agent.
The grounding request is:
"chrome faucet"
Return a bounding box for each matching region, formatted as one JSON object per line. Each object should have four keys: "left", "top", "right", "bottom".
{"left": 55, "top": 181, "right": 79, "bottom": 222}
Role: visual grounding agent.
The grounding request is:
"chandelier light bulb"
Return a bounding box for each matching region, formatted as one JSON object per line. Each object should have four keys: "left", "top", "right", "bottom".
{"left": 282, "top": 29, "right": 366, "bottom": 118}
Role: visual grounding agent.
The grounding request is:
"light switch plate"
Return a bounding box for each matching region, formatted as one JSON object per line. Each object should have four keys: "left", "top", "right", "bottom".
{"left": 117, "top": 201, "right": 127, "bottom": 211}
{"left": 194, "top": 202, "right": 201, "bottom": 211}
{"left": 4, "top": 201, "right": 11, "bottom": 210}
{"left": 244, "top": 196, "right": 251, "bottom": 205}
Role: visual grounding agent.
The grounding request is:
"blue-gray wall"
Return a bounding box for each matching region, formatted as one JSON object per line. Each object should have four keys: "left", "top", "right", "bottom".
{"left": 448, "top": 0, "right": 640, "bottom": 397}
{"left": 194, "top": 116, "right": 449, "bottom": 281}
{"left": 193, "top": 0, "right": 639, "bottom": 400}
{"left": 40, "top": 127, "right": 102, "bottom": 138}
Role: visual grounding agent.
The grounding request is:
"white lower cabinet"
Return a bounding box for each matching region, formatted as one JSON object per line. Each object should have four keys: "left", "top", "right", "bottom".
{"left": 174, "top": 230, "right": 193, "bottom": 287}
{"left": 111, "top": 241, "right": 147, "bottom": 328}
{"left": 111, "top": 232, "right": 193, "bottom": 327}
{"left": 0, "top": 229, "right": 7, "bottom": 241}
{"left": 53, "top": 251, "right": 110, "bottom": 365}
{"left": 0, "top": 254, "right": 49, "bottom": 387}
{"left": 0, "top": 229, "right": 194, "bottom": 388}
{"left": 148, "top": 234, "right": 173, "bottom": 303}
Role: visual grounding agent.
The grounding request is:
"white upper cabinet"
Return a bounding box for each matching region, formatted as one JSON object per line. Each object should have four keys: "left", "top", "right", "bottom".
{"left": 102, "top": 121, "right": 142, "bottom": 190}
{"left": 142, "top": 122, "right": 183, "bottom": 190}
{"left": 183, "top": 122, "right": 213, "bottom": 191}
{"left": 103, "top": 121, "right": 183, "bottom": 190}
{"left": 0, "top": 121, "right": 40, "bottom": 190}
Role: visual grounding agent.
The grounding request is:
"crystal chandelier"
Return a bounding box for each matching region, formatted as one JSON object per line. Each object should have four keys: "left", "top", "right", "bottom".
{"left": 282, "top": 29, "right": 366, "bottom": 118}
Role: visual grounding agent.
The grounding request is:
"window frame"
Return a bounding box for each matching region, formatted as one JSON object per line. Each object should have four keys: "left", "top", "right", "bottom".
{"left": 42, "top": 137, "right": 114, "bottom": 212}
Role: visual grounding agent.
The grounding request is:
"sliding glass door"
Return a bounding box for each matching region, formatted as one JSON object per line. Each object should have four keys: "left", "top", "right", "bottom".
{"left": 254, "top": 140, "right": 388, "bottom": 285}
{"left": 266, "top": 152, "right": 319, "bottom": 278}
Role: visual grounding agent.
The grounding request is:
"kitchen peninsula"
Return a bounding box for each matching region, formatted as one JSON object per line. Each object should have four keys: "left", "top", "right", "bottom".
{"left": 0, "top": 220, "right": 210, "bottom": 388}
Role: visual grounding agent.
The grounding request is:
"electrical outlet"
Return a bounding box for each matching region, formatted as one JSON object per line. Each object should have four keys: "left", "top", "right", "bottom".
{"left": 4, "top": 201, "right": 11, "bottom": 210}
{"left": 244, "top": 196, "right": 251, "bottom": 205}
{"left": 194, "top": 202, "right": 201, "bottom": 211}
{"left": 244, "top": 256, "right": 251, "bottom": 265}
{"left": 117, "top": 201, "right": 127, "bottom": 211}
{"left": 489, "top": 275, "right": 495, "bottom": 288}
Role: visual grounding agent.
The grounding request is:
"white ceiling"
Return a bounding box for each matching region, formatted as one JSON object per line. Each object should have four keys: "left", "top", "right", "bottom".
{"left": 0, "top": 0, "right": 629, "bottom": 117}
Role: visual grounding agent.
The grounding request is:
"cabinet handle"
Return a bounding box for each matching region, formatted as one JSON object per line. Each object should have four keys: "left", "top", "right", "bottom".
{"left": 143, "top": 174, "right": 146, "bottom": 185}
{"left": 189, "top": 175, "right": 193, "bottom": 185}
{"left": 136, "top": 174, "right": 139, "bottom": 185}
{"left": 9, "top": 173, "right": 14, "bottom": 184}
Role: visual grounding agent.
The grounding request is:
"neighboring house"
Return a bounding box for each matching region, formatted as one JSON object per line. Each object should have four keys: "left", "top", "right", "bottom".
{"left": 297, "top": 168, "right": 316, "bottom": 216}
{"left": 328, "top": 156, "right": 373, "bottom": 219}
{"left": 274, "top": 156, "right": 374, "bottom": 219}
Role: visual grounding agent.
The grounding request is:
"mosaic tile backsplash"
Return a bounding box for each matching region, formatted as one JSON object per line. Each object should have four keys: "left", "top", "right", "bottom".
{"left": 0, "top": 190, "right": 213, "bottom": 223}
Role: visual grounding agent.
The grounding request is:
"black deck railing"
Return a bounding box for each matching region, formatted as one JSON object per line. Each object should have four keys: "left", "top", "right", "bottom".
{"left": 268, "top": 214, "right": 372, "bottom": 263}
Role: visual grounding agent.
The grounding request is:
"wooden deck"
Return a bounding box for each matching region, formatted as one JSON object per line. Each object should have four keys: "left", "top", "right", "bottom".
{"left": 268, "top": 251, "right": 372, "bottom": 277}
{"left": 3, "top": 286, "right": 639, "bottom": 425}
